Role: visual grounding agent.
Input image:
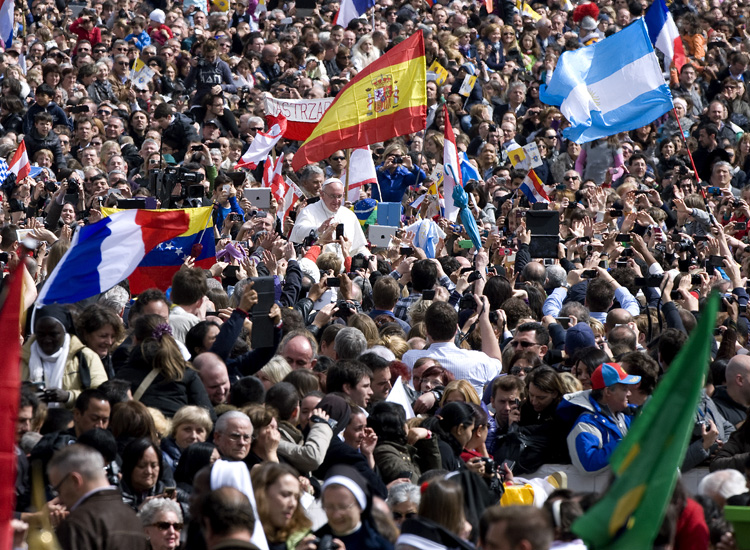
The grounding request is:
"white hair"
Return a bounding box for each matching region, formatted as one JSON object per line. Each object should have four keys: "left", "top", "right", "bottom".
{"left": 697, "top": 469, "right": 747, "bottom": 503}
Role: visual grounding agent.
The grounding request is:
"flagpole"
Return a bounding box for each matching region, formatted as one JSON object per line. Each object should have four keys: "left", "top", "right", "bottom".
{"left": 344, "top": 148, "right": 351, "bottom": 199}
{"left": 672, "top": 107, "right": 710, "bottom": 207}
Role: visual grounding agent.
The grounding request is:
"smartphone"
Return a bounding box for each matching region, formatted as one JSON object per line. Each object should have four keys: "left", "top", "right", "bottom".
{"left": 616, "top": 234, "right": 632, "bottom": 243}
{"left": 581, "top": 270, "right": 598, "bottom": 278}
{"left": 460, "top": 267, "right": 474, "bottom": 274}
{"left": 164, "top": 487, "right": 176, "bottom": 499}
{"left": 609, "top": 209, "right": 623, "bottom": 217}
{"left": 555, "top": 317, "right": 571, "bottom": 329}
{"left": 670, "top": 290, "right": 682, "bottom": 300}
{"left": 422, "top": 289, "right": 436, "bottom": 300}
{"left": 635, "top": 275, "right": 663, "bottom": 287}
{"left": 335, "top": 223, "right": 344, "bottom": 239}
{"left": 222, "top": 184, "right": 231, "bottom": 193}
{"left": 709, "top": 255, "right": 725, "bottom": 267}
{"left": 326, "top": 277, "right": 341, "bottom": 287}
{"left": 400, "top": 246, "right": 414, "bottom": 255}
{"left": 458, "top": 239, "right": 474, "bottom": 249}
{"left": 691, "top": 274, "right": 702, "bottom": 285}
{"left": 191, "top": 145, "right": 203, "bottom": 151}
{"left": 736, "top": 222, "right": 748, "bottom": 230}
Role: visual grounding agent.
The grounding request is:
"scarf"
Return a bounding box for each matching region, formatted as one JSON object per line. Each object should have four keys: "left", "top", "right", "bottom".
{"left": 29, "top": 332, "right": 71, "bottom": 394}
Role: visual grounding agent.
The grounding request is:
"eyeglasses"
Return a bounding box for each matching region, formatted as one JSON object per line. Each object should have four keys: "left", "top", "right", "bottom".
{"left": 98, "top": 110, "right": 111, "bottom": 115}
{"left": 510, "top": 340, "right": 538, "bottom": 348}
{"left": 563, "top": 175, "right": 580, "bottom": 181}
{"left": 331, "top": 156, "right": 345, "bottom": 161}
{"left": 227, "top": 432, "right": 251, "bottom": 442}
{"left": 323, "top": 502, "right": 358, "bottom": 513}
{"left": 116, "top": 61, "right": 129, "bottom": 66}
{"left": 324, "top": 191, "right": 344, "bottom": 200}
{"left": 152, "top": 522, "right": 183, "bottom": 531}
{"left": 392, "top": 511, "right": 416, "bottom": 521}
{"left": 545, "top": 134, "right": 557, "bottom": 139}
{"left": 50, "top": 472, "right": 71, "bottom": 498}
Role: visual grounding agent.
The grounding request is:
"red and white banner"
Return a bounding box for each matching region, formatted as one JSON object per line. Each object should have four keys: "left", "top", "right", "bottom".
{"left": 264, "top": 96, "right": 334, "bottom": 141}
{"left": 235, "top": 114, "right": 287, "bottom": 170}
{"left": 442, "top": 105, "right": 462, "bottom": 222}
{"left": 280, "top": 177, "right": 304, "bottom": 225}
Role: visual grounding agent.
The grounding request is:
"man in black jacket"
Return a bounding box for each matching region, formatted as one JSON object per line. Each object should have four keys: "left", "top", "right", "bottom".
{"left": 23, "top": 112, "right": 68, "bottom": 172}
{"left": 152, "top": 103, "right": 200, "bottom": 162}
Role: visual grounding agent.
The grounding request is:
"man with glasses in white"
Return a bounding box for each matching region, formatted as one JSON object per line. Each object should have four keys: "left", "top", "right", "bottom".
{"left": 290, "top": 177, "right": 368, "bottom": 256}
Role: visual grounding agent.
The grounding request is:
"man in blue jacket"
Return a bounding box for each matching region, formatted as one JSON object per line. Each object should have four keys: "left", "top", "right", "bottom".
{"left": 559, "top": 362, "right": 640, "bottom": 474}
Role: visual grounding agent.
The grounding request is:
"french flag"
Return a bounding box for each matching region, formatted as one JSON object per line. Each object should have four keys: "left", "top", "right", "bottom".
{"left": 644, "top": 0, "right": 686, "bottom": 71}
{"left": 235, "top": 114, "right": 287, "bottom": 170}
{"left": 37, "top": 209, "right": 190, "bottom": 305}
{"left": 520, "top": 169, "right": 550, "bottom": 204}
{"left": 0, "top": 0, "right": 13, "bottom": 48}
{"left": 442, "top": 105, "right": 463, "bottom": 222}
{"left": 343, "top": 147, "right": 377, "bottom": 202}
{"left": 334, "top": 0, "right": 375, "bottom": 28}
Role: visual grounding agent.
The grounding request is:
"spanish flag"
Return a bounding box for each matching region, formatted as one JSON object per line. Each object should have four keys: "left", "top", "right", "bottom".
{"left": 101, "top": 207, "right": 215, "bottom": 294}
{"left": 292, "top": 32, "right": 426, "bottom": 171}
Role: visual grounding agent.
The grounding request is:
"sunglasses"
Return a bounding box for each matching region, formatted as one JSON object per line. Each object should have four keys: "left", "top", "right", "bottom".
{"left": 392, "top": 512, "right": 416, "bottom": 521}
{"left": 563, "top": 175, "right": 579, "bottom": 181}
{"left": 331, "top": 156, "right": 345, "bottom": 161}
{"left": 152, "top": 522, "right": 183, "bottom": 531}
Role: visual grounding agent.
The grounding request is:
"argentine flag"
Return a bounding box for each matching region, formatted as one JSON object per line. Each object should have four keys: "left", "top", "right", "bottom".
{"left": 540, "top": 19, "right": 673, "bottom": 144}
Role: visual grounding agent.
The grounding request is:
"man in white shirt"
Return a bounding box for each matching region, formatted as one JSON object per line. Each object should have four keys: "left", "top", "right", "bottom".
{"left": 403, "top": 300, "right": 502, "bottom": 395}
{"left": 290, "top": 177, "right": 368, "bottom": 256}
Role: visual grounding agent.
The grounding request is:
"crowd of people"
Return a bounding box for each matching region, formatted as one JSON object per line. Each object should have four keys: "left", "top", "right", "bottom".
{"left": 8, "top": 0, "right": 750, "bottom": 548}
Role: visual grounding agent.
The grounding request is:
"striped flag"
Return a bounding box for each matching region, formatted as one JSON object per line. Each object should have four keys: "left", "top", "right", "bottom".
{"left": 280, "top": 177, "right": 303, "bottom": 225}
{"left": 9, "top": 141, "right": 30, "bottom": 181}
{"left": 0, "top": 0, "right": 13, "bottom": 48}
{"left": 334, "top": 0, "right": 376, "bottom": 28}
{"left": 520, "top": 169, "right": 550, "bottom": 204}
{"left": 644, "top": 0, "right": 686, "bottom": 71}
{"left": 442, "top": 105, "right": 462, "bottom": 222}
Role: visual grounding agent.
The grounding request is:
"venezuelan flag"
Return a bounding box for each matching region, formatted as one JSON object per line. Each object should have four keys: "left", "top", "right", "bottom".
{"left": 101, "top": 207, "right": 215, "bottom": 294}
{"left": 292, "top": 32, "right": 426, "bottom": 171}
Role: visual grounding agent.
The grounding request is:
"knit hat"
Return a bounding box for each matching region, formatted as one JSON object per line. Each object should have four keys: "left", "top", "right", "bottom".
{"left": 565, "top": 323, "right": 596, "bottom": 356}
{"left": 149, "top": 9, "right": 166, "bottom": 24}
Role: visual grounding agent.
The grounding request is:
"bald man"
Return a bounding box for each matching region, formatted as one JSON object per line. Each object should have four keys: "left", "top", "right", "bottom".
{"left": 278, "top": 332, "right": 317, "bottom": 370}
{"left": 713, "top": 355, "right": 750, "bottom": 427}
{"left": 194, "top": 353, "right": 231, "bottom": 406}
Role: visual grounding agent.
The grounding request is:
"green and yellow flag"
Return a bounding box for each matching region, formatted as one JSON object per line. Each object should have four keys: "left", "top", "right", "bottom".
{"left": 572, "top": 292, "right": 720, "bottom": 550}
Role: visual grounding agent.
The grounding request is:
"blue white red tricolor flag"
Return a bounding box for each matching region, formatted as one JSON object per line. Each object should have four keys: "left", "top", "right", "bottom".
{"left": 334, "top": 0, "right": 376, "bottom": 28}
{"left": 644, "top": 0, "right": 686, "bottom": 71}
{"left": 520, "top": 169, "right": 550, "bottom": 204}
{"left": 0, "top": 0, "right": 13, "bottom": 49}
{"left": 442, "top": 105, "right": 463, "bottom": 222}
{"left": 37, "top": 209, "right": 191, "bottom": 305}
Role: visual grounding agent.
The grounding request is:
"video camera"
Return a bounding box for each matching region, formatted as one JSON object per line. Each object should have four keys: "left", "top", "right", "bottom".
{"left": 149, "top": 166, "right": 205, "bottom": 206}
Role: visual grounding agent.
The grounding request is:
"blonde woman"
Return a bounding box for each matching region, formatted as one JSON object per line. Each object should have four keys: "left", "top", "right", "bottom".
{"left": 351, "top": 33, "right": 379, "bottom": 71}
{"left": 440, "top": 380, "right": 481, "bottom": 407}
{"left": 160, "top": 405, "right": 214, "bottom": 470}
{"left": 257, "top": 356, "right": 292, "bottom": 390}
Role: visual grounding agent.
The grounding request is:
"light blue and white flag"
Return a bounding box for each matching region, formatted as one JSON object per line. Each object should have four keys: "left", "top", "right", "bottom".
{"left": 459, "top": 151, "right": 481, "bottom": 183}
{"left": 540, "top": 19, "right": 673, "bottom": 144}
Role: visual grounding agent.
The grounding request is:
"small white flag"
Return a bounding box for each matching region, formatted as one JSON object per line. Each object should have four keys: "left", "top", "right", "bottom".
{"left": 386, "top": 376, "right": 415, "bottom": 419}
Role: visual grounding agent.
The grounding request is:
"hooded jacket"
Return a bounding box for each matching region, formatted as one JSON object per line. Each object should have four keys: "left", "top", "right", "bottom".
{"left": 557, "top": 390, "right": 635, "bottom": 474}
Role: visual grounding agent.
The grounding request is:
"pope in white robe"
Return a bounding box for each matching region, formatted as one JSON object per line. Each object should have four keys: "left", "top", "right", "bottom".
{"left": 289, "top": 178, "right": 369, "bottom": 256}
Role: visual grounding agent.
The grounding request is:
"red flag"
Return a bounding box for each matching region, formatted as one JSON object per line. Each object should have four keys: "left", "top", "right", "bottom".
{"left": 0, "top": 266, "right": 24, "bottom": 550}
{"left": 9, "top": 141, "right": 30, "bottom": 181}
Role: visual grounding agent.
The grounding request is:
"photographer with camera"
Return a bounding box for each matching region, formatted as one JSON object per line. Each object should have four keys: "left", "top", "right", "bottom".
{"left": 374, "top": 143, "right": 427, "bottom": 203}
{"left": 184, "top": 39, "right": 237, "bottom": 107}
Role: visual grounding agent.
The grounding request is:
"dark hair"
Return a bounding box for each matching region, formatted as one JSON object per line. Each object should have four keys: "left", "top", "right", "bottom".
{"left": 437, "top": 402, "right": 476, "bottom": 435}
{"left": 586, "top": 278, "right": 615, "bottom": 312}
{"left": 368, "top": 401, "right": 407, "bottom": 444}
{"left": 200, "top": 487, "right": 256, "bottom": 537}
{"left": 185, "top": 320, "right": 221, "bottom": 360}
{"left": 229, "top": 376, "right": 266, "bottom": 407}
{"left": 75, "top": 389, "right": 109, "bottom": 413}
{"left": 171, "top": 268, "right": 208, "bottom": 306}
{"left": 110, "top": 401, "right": 158, "bottom": 443}
{"left": 526, "top": 366, "right": 563, "bottom": 400}
{"left": 480, "top": 506, "right": 553, "bottom": 550}
{"left": 77, "top": 428, "right": 118, "bottom": 463}
{"left": 484, "top": 276, "right": 513, "bottom": 310}
{"left": 425, "top": 302, "right": 458, "bottom": 341}
{"left": 264, "top": 382, "right": 300, "bottom": 421}
{"left": 571, "top": 346, "right": 610, "bottom": 377}
{"left": 76, "top": 303, "right": 124, "bottom": 348}
{"left": 619, "top": 351, "right": 659, "bottom": 395}
{"left": 174, "top": 441, "right": 217, "bottom": 484}
{"left": 130, "top": 288, "right": 167, "bottom": 320}
{"left": 326, "top": 361, "right": 374, "bottom": 394}
{"left": 282, "top": 369, "right": 320, "bottom": 396}
{"left": 121, "top": 437, "right": 163, "bottom": 489}
{"left": 153, "top": 102, "right": 173, "bottom": 120}
{"left": 20, "top": 388, "right": 39, "bottom": 414}
{"left": 40, "top": 408, "right": 74, "bottom": 435}
{"left": 97, "top": 379, "right": 133, "bottom": 405}
{"left": 411, "top": 259, "right": 438, "bottom": 293}
{"left": 516, "top": 322, "right": 550, "bottom": 346}
{"left": 658, "top": 328, "right": 687, "bottom": 369}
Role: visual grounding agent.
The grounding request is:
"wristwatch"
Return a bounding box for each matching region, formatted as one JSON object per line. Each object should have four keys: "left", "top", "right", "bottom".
{"left": 310, "top": 415, "right": 338, "bottom": 432}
